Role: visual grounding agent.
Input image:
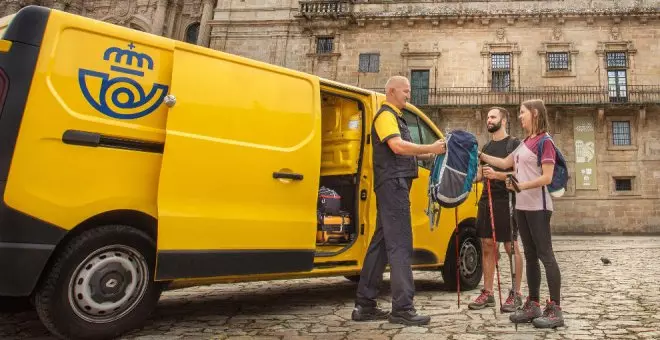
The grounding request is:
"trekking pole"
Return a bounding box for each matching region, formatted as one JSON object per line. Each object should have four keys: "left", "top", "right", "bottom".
{"left": 504, "top": 189, "right": 516, "bottom": 313}
{"left": 486, "top": 179, "right": 503, "bottom": 313}
{"left": 454, "top": 207, "right": 460, "bottom": 309}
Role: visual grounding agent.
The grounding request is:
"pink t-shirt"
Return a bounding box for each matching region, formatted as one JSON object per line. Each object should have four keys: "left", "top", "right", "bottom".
{"left": 513, "top": 133, "right": 556, "bottom": 211}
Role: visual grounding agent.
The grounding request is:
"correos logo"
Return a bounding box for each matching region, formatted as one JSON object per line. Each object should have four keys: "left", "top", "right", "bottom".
{"left": 78, "top": 42, "right": 169, "bottom": 120}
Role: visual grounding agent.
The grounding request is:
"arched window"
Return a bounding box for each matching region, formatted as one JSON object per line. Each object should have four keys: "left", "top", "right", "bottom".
{"left": 185, "top": 22, "right": 200, "bottom": 44}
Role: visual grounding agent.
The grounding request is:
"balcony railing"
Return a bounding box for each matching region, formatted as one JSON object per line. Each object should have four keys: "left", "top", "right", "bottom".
{"left": 298, "top": 1, "right": 353, "bottom": 18}
{"left": 366, "top": 85, "right": 660, "bottom": 107}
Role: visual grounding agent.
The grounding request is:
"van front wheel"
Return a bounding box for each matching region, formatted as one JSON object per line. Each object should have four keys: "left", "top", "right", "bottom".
{"left": 441, "top": 226, "right": 482, "bottom": 291}
{"left": 34, "top": 225, "right": 162, "bottom": 340}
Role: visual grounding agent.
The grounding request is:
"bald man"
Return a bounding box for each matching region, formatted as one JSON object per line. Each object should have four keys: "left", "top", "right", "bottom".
{"left": 352, "top": 76, "right": 446, "bottom": 326}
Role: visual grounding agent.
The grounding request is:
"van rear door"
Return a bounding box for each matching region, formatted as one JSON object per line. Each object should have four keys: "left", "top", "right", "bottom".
{"left": 155, "top": 44, "right": 321, "bottom": 280}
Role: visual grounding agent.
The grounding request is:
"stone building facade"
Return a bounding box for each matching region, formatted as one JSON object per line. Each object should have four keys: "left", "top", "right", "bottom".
{"left": 4, "top": 0, "right": 660, "bottom": 234}
{"left": 2, "top": 0, "right": 215, "bottom": 46}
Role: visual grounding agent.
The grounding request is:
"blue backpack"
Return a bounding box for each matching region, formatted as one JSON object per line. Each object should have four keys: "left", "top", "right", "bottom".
{"left": 427, "top": 130, "right": 479, "bottom": 229}
{"left": 536, "top": 133, "right": 569, "bottom": 199}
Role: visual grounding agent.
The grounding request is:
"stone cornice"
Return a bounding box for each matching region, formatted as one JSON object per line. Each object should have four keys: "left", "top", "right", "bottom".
{"left": 349, "top": 2, "right": 660, "bottom": 17}
{"left": 296, "top": 6, "right": 660, "bottom": 27}
{"left": 208, "top": 20, "right": 294, "bottom": 27}
{"left": 352, "top": 9, "right": 660, "bottom": 21}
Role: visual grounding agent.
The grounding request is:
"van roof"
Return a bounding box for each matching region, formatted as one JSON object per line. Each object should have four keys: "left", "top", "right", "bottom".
{"left": 320, "top": 77, "right": 381, "bottom": 97}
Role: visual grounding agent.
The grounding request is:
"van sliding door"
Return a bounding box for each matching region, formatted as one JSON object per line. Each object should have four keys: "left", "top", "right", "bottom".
{"left": 155, "top": 45, "right": 321, "bottom": 280}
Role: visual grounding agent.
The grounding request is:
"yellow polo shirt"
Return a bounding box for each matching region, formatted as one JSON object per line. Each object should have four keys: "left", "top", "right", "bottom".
{"left": 374, "top": 102, "right": 402, "bottom": 142}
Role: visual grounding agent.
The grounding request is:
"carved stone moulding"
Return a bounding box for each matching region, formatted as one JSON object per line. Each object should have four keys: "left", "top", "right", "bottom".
{"left": 349, "top": 10, "right": 658, "bottom": 28}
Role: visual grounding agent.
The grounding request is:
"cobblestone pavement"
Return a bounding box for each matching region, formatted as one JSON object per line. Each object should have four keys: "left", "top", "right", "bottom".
{"left": 2, "top": 236, "right": 660, "bottom": 340}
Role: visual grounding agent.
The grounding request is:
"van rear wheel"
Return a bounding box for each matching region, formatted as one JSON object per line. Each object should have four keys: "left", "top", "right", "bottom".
{"left": 441, "top": 226, "right": 482, "bottom": 291}
{"left": 34, "top": 225, "right": 162, "bottom": 340}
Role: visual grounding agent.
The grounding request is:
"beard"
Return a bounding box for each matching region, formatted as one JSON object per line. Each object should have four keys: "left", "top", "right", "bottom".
{"left": 487, "top": 121, "right": 502, "bottom": 133}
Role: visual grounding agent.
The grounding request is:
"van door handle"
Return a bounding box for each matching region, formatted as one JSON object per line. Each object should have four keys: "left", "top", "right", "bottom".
{"left": 273, "top": 172, "right": 304, "bottom": 181}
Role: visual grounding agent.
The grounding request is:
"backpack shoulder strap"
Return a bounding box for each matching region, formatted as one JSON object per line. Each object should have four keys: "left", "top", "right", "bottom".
{"left": 536, "top": 133, "right": 553, "bottom": 167}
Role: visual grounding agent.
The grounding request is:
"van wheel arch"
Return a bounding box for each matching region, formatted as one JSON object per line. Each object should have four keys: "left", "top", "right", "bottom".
{"left": 31, "top": 210, "right": 159, "bottom": 297}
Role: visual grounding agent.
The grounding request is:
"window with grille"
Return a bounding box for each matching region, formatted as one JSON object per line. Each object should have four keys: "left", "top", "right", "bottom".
{"left": 358, "top": 53, "right": 379, "bottom": 73}
{"left": 606, "top": 52, "right": 627, "bottom": 68}
{"left": 614, "top": 178, "right": 632, "bottom": 191}
{"left": 491, "top": 54, "right": 510, "bottom": 92}
{"left": 316, "top": 37, "right": 334, "bottom": 54}
{"left": 612, "top": 121, "right": 631, "bottom": 145}
{"left": 547, "top": 52, "right": 569, "bottom": 70}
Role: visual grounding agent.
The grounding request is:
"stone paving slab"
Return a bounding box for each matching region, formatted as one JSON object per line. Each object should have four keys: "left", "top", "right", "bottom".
{"left": 1, "top": 236, "right": 659, "bottom": 339}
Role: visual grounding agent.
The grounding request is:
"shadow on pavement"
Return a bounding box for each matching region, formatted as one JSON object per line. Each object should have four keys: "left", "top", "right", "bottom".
{"left": 0, "top": 278, "right": 453, "bottom": 339}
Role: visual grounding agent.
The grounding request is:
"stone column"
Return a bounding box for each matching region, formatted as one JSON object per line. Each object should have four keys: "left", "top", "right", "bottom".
{"left": 151, "top": 0, "right": 169, "bottom": 36}
{"left": 196, "top": 0, "right": 214, "bottom": 47}
{"left": 164, "top": 0, "right": 178, "bottom": 38}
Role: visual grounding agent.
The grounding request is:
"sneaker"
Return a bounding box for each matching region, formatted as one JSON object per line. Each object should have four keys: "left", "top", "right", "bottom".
{"left": 468, "top": 289, "right": 495, "bottom": 310}
{"left": 388, "top": 308, "right": 431, "bottom": 326}
{"left": 509, "top": 297, "right": 542, "bottom": 323}
{"left": 532, "top": 300, "right": 565, "bottom": 328}
{"left": 351, "top": 304, "right": 390, "bottom": 321}
{"left": 501, "top": 290, "right": 523, "bottom": 313}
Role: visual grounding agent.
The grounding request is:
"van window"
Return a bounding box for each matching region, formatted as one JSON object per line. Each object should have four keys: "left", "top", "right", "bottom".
{"left": 403, "top": 109, "right": 437, "bottom": 170}
{"left": 402, "top": 109, "right": 422, "bottom": 144}
{"left": 419, "top": 118, "right": 439, "bottom": 144}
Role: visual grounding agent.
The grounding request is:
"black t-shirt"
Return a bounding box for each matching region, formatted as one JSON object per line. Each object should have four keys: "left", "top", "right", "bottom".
{"left": 479, "top": 136, "right": 520, "bottom": 202}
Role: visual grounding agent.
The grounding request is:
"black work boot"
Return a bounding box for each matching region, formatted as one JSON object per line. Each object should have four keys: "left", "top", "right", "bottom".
{"left": 388, "top": 308, "right": 431, "bottom": 326}
{"left": 351, "top": 304, "right": 390, "bottom": 322}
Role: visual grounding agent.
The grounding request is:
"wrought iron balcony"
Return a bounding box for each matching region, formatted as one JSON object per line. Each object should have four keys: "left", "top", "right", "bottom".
{"left": 366, "top": 85, "right": 660, "bottom": 107}
{"left": 298, "top": 0, "right": 353, "bottom": 18}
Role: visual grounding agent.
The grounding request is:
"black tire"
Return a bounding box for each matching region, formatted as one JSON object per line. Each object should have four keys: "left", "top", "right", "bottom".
{"left": 344, "top": 275, "right": 361, "bottom": 283}
{"left": 34, "top": 225, "right": 162, "bottom": 340}
{"left": 441, "top": 226, "right": 482, "bottom": 291}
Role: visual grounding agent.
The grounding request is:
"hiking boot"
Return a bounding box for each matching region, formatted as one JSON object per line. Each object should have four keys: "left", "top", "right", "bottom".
{"left": 351, "top": 304, "right": 390, "bottom": 321}
{"left": 468, "top": 289, "right": 495, "bottom": 310}
{"left": 388, "top": 308, "right": 431, "bottom": 326}
{"left": 532, "top": 300, "right": 565, "bottom": 328}
{"left": 501, "top": 290, "right": 523, "bottom": 313}
{"left": 509, "top": 297, "right": 542, "bottom": 323}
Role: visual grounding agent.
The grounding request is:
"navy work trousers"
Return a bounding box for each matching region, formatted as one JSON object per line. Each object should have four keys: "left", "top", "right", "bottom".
{"left": 356, "top": 177, "right": 415, "bottom": 312}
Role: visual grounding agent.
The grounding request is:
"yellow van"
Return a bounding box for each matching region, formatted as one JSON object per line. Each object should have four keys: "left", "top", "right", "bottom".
{"left": 0, "top": 6, "right": 482, "bottom": 340}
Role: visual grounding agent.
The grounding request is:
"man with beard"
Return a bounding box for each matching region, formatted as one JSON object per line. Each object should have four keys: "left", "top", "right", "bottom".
{"left": 469, "top": 107, "right": 524, "bottom": 313}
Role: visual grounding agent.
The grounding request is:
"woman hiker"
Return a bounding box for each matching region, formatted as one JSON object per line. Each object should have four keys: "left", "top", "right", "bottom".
{"left": 478, "top": 99, "right": 564, "bottom": 329}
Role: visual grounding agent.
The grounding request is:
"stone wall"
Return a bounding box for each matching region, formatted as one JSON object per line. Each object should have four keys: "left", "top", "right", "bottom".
{"left": 2, "top": 0, "right": 212, "bottom": 43}
{"left": 434, "top": 104, "right": 660, "bottom": 234}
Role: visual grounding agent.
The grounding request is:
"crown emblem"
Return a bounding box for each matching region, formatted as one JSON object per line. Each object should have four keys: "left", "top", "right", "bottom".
{"left": 102, "top": 43, "right": 154, "bottom": 77}
{"left": 78, "top": 42, "right": 169, "bottom": 120}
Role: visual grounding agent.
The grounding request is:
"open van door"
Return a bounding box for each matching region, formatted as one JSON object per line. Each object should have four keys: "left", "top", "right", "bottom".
{"left": 155, "top": 45, "right": 321, "bottom": 280}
